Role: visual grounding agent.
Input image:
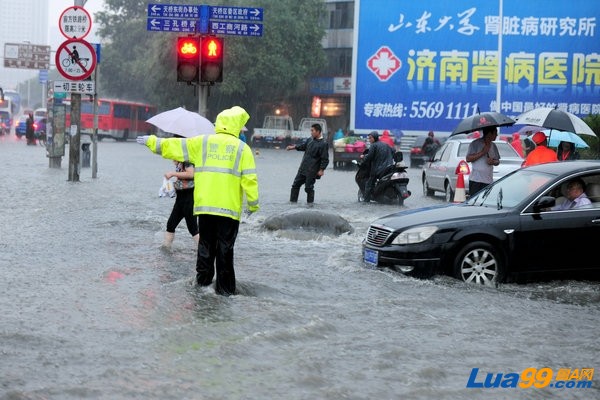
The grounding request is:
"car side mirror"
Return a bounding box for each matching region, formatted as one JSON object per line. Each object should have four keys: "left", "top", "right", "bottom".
{"left": 533, "top": 196, "right": 555, "bottom": 212}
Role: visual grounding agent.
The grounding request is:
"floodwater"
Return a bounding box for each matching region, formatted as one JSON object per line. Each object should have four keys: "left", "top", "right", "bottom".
{"left": 1, "top": 136, "right": 598, "bottom": 400}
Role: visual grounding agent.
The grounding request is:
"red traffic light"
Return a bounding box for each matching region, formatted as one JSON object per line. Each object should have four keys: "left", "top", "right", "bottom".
{"left": 178, "top": 38, "right": 198, "bottom": 58}
{"left": 201, "top": 38, "right": 222, "bottom": 59}
{"left": 177, "top": 37, "right": 200, "bottom": 84}
{"left": 200, "top": 37, "right": 224, "bottom": 83}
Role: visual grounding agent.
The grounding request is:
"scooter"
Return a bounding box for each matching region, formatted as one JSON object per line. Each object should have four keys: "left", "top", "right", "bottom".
{"left": 354, "top": 151, "right": 411, "bottom": 206}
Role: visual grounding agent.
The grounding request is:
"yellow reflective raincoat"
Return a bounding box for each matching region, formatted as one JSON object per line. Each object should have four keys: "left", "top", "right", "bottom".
{"left": 145, "top": 106, "right": 259, "bottom": 221}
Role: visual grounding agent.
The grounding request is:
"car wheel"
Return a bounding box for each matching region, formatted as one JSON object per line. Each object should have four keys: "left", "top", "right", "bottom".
{"left": 422, "top": 177, "right": 434, "bottom": 197}
{"left": 454, "top": 241, "right": 505, "bottom": 286}
{"left": 444, "top": 183, "right": 454, "bottom": 202}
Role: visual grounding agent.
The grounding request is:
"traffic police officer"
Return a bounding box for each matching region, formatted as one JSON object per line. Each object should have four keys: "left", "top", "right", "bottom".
{"left": 138, "top": 106, "right": 259, "bottom": 295}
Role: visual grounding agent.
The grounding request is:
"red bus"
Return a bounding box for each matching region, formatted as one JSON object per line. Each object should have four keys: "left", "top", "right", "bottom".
{"left": 63, "top": 98, "right": 157, "bottom": 141}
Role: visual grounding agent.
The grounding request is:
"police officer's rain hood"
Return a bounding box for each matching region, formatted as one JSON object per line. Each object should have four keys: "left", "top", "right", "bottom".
{"left": 214, "top": 106, "right": 249, "bottom": 138}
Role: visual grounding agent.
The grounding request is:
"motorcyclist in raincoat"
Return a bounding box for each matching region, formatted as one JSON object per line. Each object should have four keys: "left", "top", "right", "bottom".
{"left": 137, "top": 106, "right": 259, "bottom": 295}
{"left": 361, "top": 131, "right": 394, "bottom": 202}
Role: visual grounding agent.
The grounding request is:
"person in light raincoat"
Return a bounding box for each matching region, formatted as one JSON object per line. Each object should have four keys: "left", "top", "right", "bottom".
{"left": 137, "top": 106, "right": 259, "bottom": 295}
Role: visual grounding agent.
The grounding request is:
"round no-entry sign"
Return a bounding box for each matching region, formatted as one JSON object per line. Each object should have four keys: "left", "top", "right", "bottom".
{"left": 56, "top": 38, "right": 97, "bottom": 81}
{"left": 59, "top": 6, "right": 92, "bottom": 39}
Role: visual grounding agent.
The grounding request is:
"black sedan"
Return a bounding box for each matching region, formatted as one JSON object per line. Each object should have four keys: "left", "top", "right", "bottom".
{"left": 363, "top": 161, "right": 600, "bottom": 285}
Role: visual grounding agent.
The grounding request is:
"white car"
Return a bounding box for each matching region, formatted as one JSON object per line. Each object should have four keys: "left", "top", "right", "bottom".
{"left": 422, "top": 138, "right": 524, "bottom": 202}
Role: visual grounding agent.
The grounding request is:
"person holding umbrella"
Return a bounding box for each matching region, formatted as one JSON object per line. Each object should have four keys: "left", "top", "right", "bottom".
{"left": 465, "top": 126, "right": 500, "bottom": 196}
{"left": 522, "top": 131, "right": 558, "bottom": 167}
{"left": 556, "top": 141, "right": 580, "bottom": 161}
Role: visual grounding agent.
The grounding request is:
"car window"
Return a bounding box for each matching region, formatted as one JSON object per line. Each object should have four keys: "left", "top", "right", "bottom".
{"left": 412, "top": 137, "right": 426, "bottom": 147}
{"left": 496, "top": 142, "right": 520, "bottom": 158}
{"left": 458, "top": 143, "right": 470, "bottom": 157}
{"left": 467, "top": 170, "right": 555, "bottom": 208}
{"left": 440, "top": 142, "right": 453, "bottom": 162}
{"left": 432, "top": 142, "right": 447, "bottom": 161}
{"left": 539, "top": 173, "right": 600, "bottom": 211}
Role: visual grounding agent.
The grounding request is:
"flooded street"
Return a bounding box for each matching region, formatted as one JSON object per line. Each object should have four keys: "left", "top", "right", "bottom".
{"left": 1, "top": 137, "right": 598, "bottom": 400}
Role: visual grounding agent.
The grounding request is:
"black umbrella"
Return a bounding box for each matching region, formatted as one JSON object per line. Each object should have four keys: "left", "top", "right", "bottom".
{"left": 451, "top": 111, "right": 516, "bottom": 136}
{"left": 515, "top": 107, "right": 595, "bottom": 136}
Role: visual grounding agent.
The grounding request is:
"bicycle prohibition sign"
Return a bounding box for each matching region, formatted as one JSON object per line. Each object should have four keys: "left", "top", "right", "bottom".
{"left": 55, "top": 38, "right": 96, "bottom": 81}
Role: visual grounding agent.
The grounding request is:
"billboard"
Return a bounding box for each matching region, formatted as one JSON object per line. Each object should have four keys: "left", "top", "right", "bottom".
{"left": 351, "top": 0, "right": 600, "bottom": 133}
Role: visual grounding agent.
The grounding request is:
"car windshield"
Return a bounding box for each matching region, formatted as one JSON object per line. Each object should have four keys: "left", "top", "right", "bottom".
{"left": 457, "top": 141, "right": 519, "bottom": 158}
{"left": 466, "top": 169, "right": 555, "bottom": 208}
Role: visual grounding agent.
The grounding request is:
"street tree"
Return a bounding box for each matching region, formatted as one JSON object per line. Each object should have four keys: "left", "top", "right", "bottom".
{"left": 94, "top": 0, "right": 327, "bottom": 119}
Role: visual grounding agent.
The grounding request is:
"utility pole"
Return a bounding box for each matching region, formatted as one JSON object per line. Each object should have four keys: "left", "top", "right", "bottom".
{"left": 92, "top": 65, "right": 98, "bottom": 178}
{"left": 68, "top": 93, "right": 81, "bottom": 181}
{"left": 67, "top": 0, "right": 87, "bottom": 181}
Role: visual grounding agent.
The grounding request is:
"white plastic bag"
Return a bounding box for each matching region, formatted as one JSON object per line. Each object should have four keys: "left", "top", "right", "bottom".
{"left": 158, "top": 177, "right": 176, "bottom": 198}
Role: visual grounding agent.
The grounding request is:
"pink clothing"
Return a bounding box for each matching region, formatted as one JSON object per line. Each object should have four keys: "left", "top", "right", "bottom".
{"left": 511, "top": 133, "right": 524, "bottom": 157}
{"left": 380, "top": 130, "right": 395, "bottom": 148}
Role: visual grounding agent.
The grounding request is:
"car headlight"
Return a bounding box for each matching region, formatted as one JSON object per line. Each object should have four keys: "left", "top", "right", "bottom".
{"left": 391, "top": 226, "right": 438, "bottom": 244}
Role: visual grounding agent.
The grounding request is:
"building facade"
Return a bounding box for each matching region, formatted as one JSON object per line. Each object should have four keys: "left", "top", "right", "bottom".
{"left": 315, "top": 0, "right": 353, "bottom": 134}
{"left": 0, "top": 0, "right": 49, "bottom": 108}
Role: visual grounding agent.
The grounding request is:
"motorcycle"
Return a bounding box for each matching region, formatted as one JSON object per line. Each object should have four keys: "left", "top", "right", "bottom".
{"left": 353, "top": 151, "right": 411, "bottom": 206}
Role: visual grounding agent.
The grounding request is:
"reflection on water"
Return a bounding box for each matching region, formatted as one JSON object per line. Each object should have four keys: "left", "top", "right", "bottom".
{"left": 1, "top": 140, "right": 598, "bottom": 400}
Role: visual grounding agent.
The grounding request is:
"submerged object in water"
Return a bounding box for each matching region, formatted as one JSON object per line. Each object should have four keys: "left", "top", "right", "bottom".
{"left": 261, "top": 209, "right": 354, "bottom": 236}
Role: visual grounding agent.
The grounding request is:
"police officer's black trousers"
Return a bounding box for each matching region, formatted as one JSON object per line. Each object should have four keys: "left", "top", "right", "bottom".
{"left": 196, "top": 214, "right": 240, "bottom": 296}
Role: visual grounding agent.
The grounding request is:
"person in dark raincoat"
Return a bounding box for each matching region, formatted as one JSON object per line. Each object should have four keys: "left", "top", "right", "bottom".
{"left": 286, "top": 123, "right": 329, "bottom": 204}
{"left": 556, "top": 141, "right": 580, "bottom": 161}
{"left": 25, "top": 113, "right": 35, "bottom": 145}
{"left": 360, "top": 131, "right": 394, "bottom": 202}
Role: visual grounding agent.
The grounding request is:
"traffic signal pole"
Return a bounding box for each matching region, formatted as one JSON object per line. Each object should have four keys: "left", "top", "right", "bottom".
{"left": 198, "top": 85, "right": 208, "bottom": 117}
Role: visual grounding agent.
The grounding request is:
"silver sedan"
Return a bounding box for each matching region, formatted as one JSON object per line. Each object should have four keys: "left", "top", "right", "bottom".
{"left": 422, "top": 138, "right": 524, "bottom": 202}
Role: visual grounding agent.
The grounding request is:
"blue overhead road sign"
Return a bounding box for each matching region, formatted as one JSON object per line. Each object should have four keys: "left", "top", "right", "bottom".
{"left": 147, "top": 4, "right": 201, "bottom": 19}
{"left": 209, "top": 21, "right": 263, "bottom": 37}
{"left": 147, "top": 18, "right": 199, "bottom": 33}
{"left": 209, "top": 6, "right": 263, "bottom": 21}
{"left": 146, "top": 3, "right": 263, "bottom": 36}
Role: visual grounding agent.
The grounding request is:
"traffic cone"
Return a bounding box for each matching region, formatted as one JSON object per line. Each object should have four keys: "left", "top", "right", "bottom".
{"left": 453, "top": 173, "right": 466, "bottom": 203}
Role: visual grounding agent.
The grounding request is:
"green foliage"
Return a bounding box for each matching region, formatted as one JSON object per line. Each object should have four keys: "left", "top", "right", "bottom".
{"left": 580, "top": 114, "right": 600, "bottom": 159}
{"left": 94, "top": 0, "right": 327, "bottom": 119}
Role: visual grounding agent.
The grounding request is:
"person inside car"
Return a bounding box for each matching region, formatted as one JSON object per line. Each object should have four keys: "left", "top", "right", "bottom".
{"left": 551, "top": 178, "right": 591, "bottom": 210}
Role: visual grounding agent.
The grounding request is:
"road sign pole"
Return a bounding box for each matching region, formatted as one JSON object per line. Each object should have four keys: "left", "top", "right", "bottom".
{"left": 68, "top": 93, "right": 81, "bottom": 182}
{"left": 92, "top": 65, "right": 98, "bottom": 179}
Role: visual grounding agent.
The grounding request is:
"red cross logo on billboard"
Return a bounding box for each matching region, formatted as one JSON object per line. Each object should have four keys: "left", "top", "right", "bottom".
{"left": 367, "top": 46, "right": 401, "bottom": 81}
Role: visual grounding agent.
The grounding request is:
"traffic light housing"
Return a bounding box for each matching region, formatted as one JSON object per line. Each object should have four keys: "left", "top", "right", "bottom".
{"left": 200, "top": 37, "right": 223, "bottom": 83}
{"left": 177, "top": 37, "right": 200, "bottom": 84}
